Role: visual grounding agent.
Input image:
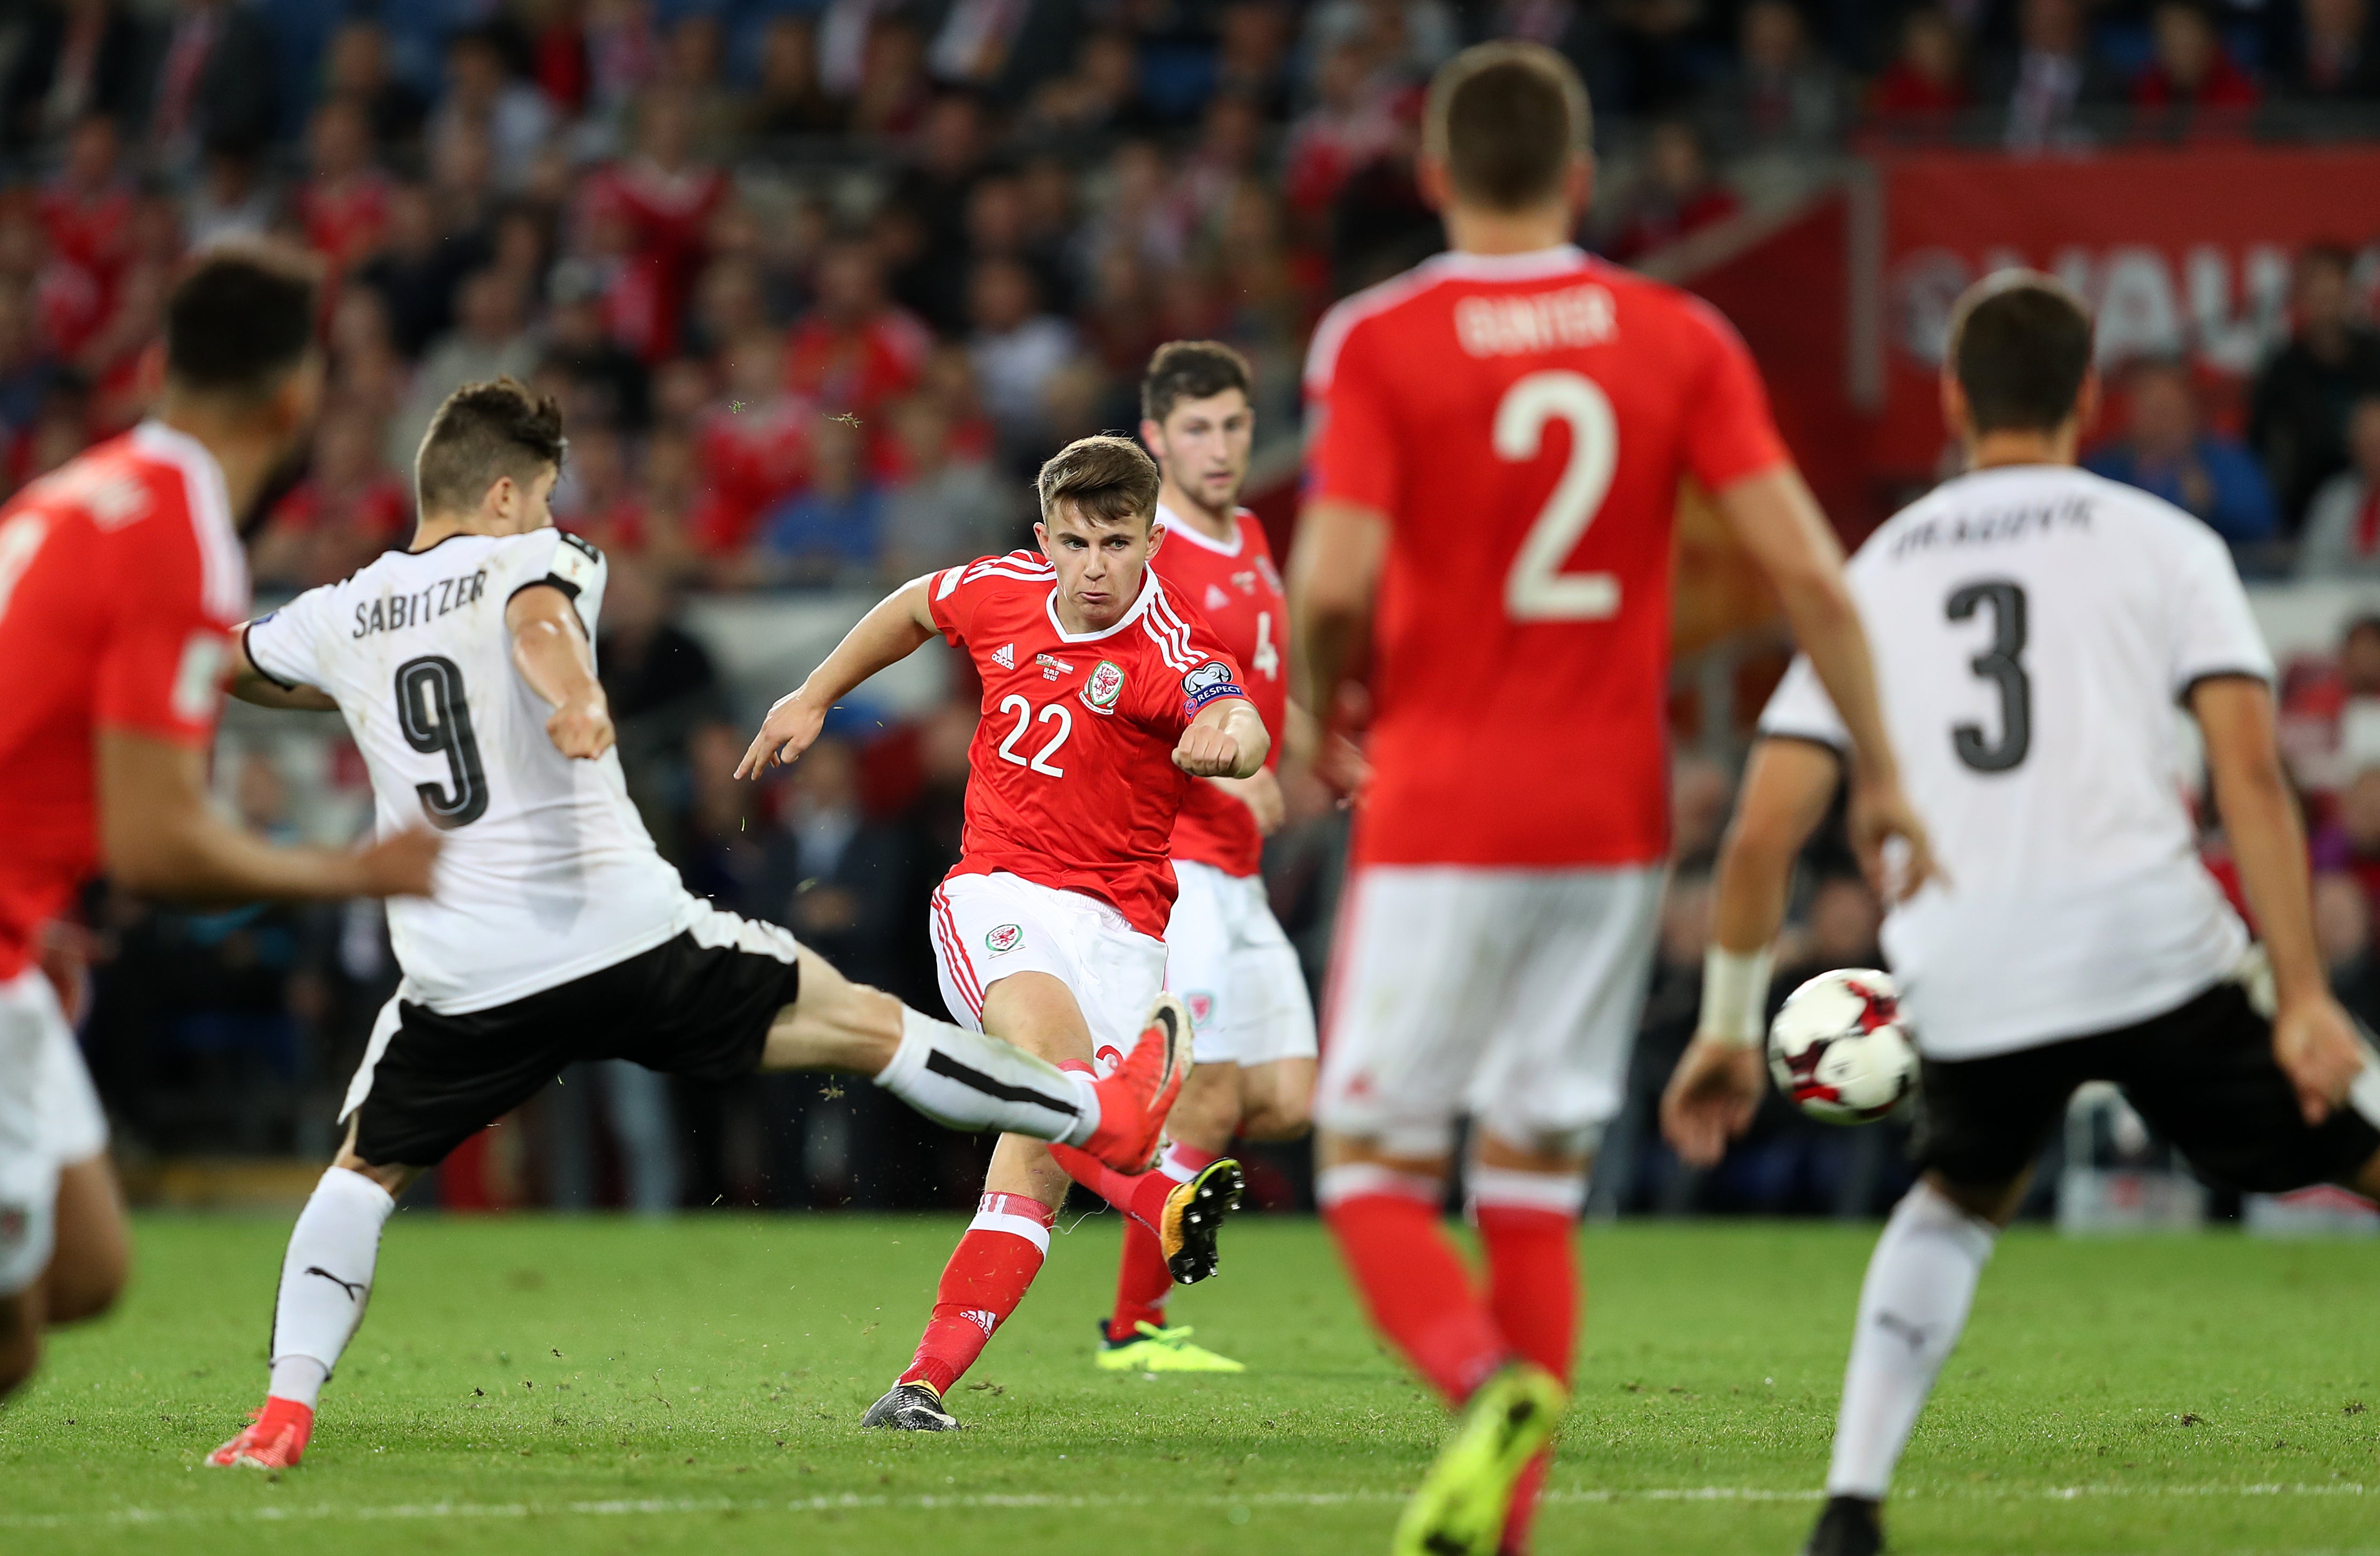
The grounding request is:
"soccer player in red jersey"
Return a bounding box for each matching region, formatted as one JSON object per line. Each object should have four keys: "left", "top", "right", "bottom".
{"left": 0, "top": 247, "right": 439, "bottom": 1400}
{"left": 1290, "top": 44, "right": 1935, "bottom": 1556}
{"left": 739, "top": 435, "right": 1270, "bottom": 1429}
{"left": 1085, "top": 340, "right": 1319, "bottom": 1374}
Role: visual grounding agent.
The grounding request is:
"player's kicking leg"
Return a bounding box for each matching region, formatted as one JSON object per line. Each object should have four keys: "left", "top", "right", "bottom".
{"left": 208, "top": 924, "right": 1187, "bottom": 1468}
{"left": 867, "top": 878, "right": 1247, "bottom": 1430}
{"left": 1098, "top": 865, "right": 1313, "bottom": 1373}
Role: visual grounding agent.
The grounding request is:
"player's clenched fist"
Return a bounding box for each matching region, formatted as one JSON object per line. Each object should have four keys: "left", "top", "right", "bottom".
{"left": 1173, "top": 723, "right": 1244, "bottom": 777}
{"left": 737, "top": 690, "right": 828, "bottom": 779}
{"left": 547, "top": 696, "right": 616, "bottom": 760}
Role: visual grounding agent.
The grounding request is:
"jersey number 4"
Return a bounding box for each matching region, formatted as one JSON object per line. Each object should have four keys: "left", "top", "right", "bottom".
{"left": 1496, "top": 371, "right": 1620, "bottom": 621}
{"left": 1948, "top": 580, "right": 2030, "bottom": 773}
{"left": 395, "top": 655, "right": 490, "bottom": 827}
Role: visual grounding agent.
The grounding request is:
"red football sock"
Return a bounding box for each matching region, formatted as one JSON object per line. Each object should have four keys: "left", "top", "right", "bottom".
{"left": 897, "top": 1192, "right": 1054, "bottom": 1396}
{"left": 1477, "top": 1193, "right": 1583, "bottom": 1556}
{"left": 1047, "top": 1142, "right": 1178, "bottom": 1234}
{"left": 1319, "top": 1170, "right": 1507, "bottom": 1404}
{"left": 1108, "top": 1142, "right": 1218, "bottom": 1341}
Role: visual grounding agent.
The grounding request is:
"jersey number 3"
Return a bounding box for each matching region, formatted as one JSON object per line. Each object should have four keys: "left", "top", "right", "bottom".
{"left": 395, "top": 655, "right": 490, "bottom": 827}
{"left": 1496, "top": 370, "right": 1619, "bottom": 621}
{"left": 1947, "top": 580, "right": 2030, "bottom": 773}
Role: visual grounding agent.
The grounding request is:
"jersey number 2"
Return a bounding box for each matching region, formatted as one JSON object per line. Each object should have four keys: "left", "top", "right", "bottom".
{"left": 1947, "top": 580, "right": 2029, "bottom": 773}
{"left": 1496, "top": 370, "right": 1620, "bottom": 620}
{"left": 395, "top": 655, "right": 490, "bottom": 827}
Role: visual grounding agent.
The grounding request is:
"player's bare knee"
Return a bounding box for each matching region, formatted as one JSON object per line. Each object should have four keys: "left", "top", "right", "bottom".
{"left": 0, "top": 1298, "right": 39, "bottom": 1397}
{"left": 1238, "top": 1095, "right": 1311, "bottom": 1142}
{"left": 42, "top": 1250, "right": 127, "bottom": 1326}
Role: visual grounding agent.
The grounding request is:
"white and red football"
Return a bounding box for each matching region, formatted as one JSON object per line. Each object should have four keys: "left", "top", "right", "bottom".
{"left": 1767, "top": 968, "right": 1916, "bottom": 1124}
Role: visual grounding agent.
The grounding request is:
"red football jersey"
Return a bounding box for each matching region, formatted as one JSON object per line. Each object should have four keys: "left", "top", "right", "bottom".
{"left": 1304, "top": 245, "right": 1790, "bottom": 868}
{"left": 927, "top": 551, "right": 1250, "bottom": 937}
{"left": 0, "top": 423, "right": 249, "bottom": 978}
{"left": 1151, "top": 504, "right": 1287, "bottom": 878}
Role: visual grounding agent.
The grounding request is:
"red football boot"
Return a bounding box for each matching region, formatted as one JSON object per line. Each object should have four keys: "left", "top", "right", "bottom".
{"left": 1075, "top": 993, "right": 1191, "bottom": 1171}
{"left": 206, "top": 1397, "right": 314, "bottom": 1469}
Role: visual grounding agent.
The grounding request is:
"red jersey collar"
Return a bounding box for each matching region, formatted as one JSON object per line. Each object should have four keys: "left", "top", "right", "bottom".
{"left": 1044, "top": 565, "right": 1165, "bottom": 642}
{"left": 1421, "top": 244, "right": 1591, "bottom": 282}
{"left": 1154, "top": 501, "right": 1244, "bottom": 557}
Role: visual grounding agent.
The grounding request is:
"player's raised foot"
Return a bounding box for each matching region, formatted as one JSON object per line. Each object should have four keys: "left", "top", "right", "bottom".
{"left": 1077, "top": 993, "right": 1194, "bottom": 1171}
{"left": 205, "top": 1398, "right": 314, "bottom": 1469}
{"left": 1094, "top": 1318, "right": 1247, "bottom": 1373}
{"left": 859, "top": 1380, "right": 960, "bottom": 1431}
{"left": 1159, "top": 1156, "right": 1244, "bottom": 1285}
{"left": 1391, "top": 1362, "right": 1567, "bottom": 1556}
{"left": 1802, "top": 1495, "right": 1885, "bottom": 1556}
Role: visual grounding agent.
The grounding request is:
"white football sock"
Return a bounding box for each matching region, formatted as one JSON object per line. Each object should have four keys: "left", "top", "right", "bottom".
{"left": 268, "top": 1166, "right": 397, "bottom": 1405}
{"left": 873, "top": 1007, "right": 1102, "bottom": 1145}
{"left": 1826, "top": 1180, "right": 1998, "bottom": 1499}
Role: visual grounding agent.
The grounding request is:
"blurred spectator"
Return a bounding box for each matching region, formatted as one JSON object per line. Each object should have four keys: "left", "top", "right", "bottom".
{"left": 431, "top": 26, "right": 557, "bottom": 191}
{"left": 785, "top": 239, "right": 932, "bottom": 422}
{"left": 1214, "top": 0, "right": 1295, "bottom": 119}
{"left": 1978, "top": 0, "right": 2123, "bottom": 152}
{"left": 2277, "top": 0, "right": 2380, "bottom": 102}
{"left": 579, "top": 89, "right": 725, "bottom": 363}
{"left": 1303, "top": 0, "right": 1459, "bottom": 86}
{"left": 2086, "top": 358, "right": 2278, "bottom": 544}
{"left": 966, "top": 256, "right": 1077, "bottom": 454}
{"left": 353, "top": 181, "right": 477, "bottom": 361}
{"left": 1283, "top": 42, "right": 1403, "bottom": 231}
{"left": 2131, "top": 0, "right": 2261, "bottom": 129}
{"left": 845, "top": 16, "right": 932, "bottom": 139}
{"left": 1866, "top": 5, "right": 1973, "bottom": 136}
{"left": 35, "top": 115, "right": 134, "bottom": 361}
{"left": 2314, "top": 766, "right": 2380, "bottom": 907}
{"left": 584, "top": 0, "right": 662, "bottom": 121}
{"left": 692, "top": 330, "right": 814, "bottom": 561}
{"left": 747, "top": 16, "right": 842, "bottom": 138}
{"left": 0, "top": 0, "right": 147, "bottom": 155}
{"left": 1605, "top": 119, "right": 1740, "bottom": 264}
{"left": 2250, "top": 243, "right": 2380, "bottom": 526}
{"left": 543, "top": 258, "right": 652, "bottom": 430}
{"left": 881, "top": 392, "right": 1017, "bottom": 577}
{"left": 760, "top": 415, "right": 881, "bottom": 585}
{"left": 1025, "top": 28, "right": 1157, "bottom": 141}
{"left": 1702, "top": 0, "right": 1852, "bottom": 155}
{"left": 295, "top": 98, "right": 391, "bottom": 277}
{"left": 657, "top": 12, "right": 740, "bottom": 156}
{"left": 147, "top": 0, "right": 278, "bottom": 167}
{"left": 2297, "top": 397, "right": 2380, "bottom": 577}
{"left": 185, "top": 145, "right": 276, "bottom": 247}
{"left": 597, "top": 556, "right": 727, "bottom": 864}
{"left": 252, "top": 410, "right": 411, "bottom": 589}
{"left": 389, "top": 268, "right": 539, "bottom": 472}
{"left": 0, "top": 282, "right": 56, "bottom": 450}
{"left": 925, "top": 0, "right": 1078, "bottom": 103}
{"left": 756, "top": 736, "right": 910, "bottom": 986}
{"left": 2316, "top": 870, "right": 2380, "bottom": 1029}
{"left": 552, "top": 420, "right": 650, "bottom": 555}
{"left": 322, "top": 18, "right": 425, "bottom": 159}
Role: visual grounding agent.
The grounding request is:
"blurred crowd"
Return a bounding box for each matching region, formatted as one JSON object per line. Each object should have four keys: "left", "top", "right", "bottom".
{"left": 12, "top": 0, "right": 2380, "bottom": 1213}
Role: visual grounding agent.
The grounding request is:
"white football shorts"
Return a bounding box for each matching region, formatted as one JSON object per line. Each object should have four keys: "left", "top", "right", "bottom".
{"left": 930, "top": 872, "right": 1170, "bottom": 1068}
{"left": 1314, "top": 863, "right": 1663, "bottom": 1157}
{"left": 1166, "top": 859, "right": 1317, "bottom": 1068}
{"left": 0, "top": 966, "right": 110, "bottom": 1297}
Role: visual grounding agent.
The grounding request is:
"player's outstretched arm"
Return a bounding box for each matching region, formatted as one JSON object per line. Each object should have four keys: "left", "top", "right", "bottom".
{"left": 737, "top": 576, "right": 937, "bottom": 779}
{"left": 227, "top": 632, "right": 340, "bottom": 712}
{"left": 1713, "top": 467, "right": 1936, "bottom": 900}
{"left": 2195, "top": 675, "right": 2367, "bottom": 1124}
{"left": 1286, "top": 498, "right": 1387, "bottom": 737}
{"left": 1175, "top": 697, "right": 1270, "bottom": 779}
{"left": 507, "top": 585, "right": 615, "bottom": 760}
{"left": 1661, "top": 737, "right": 1841, "bottom": 1168}
{"left": 97, "top": 731, "right": 439, "bottom": 904}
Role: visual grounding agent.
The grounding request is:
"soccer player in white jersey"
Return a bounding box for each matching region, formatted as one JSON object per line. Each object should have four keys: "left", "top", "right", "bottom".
{"left": 203, "top": 381, "right": 1188, "bottom": 1471}
{"left": 1662, "top": 275, "right": 2380, "bottom": 1556}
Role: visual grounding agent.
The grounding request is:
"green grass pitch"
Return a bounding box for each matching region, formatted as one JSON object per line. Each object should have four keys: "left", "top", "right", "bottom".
{"left": 3, "top": 1214, "right": 2377, "bottom": 1554}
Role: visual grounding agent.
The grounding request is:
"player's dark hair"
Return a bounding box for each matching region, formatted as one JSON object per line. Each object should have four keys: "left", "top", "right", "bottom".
{"left": 1425, "top": 42, "right": 1590, "bottom": 213}
{"left": 1946, "top": 273, "right": 2094, "bottom": 436}
{"left": 1141, "top": 340, "right": 1253, "bottom": 425}
{"left": 164, "top": 245, "right": 320, "bottom": 400}
{"left": 1036, "top": 435, "right": 1160, "bottom": 529}
{"left": 415, "top": 377, "right": 567, "bottom": 516}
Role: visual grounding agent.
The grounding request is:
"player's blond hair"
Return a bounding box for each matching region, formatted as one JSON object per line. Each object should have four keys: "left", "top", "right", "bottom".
{"left": 1035, "top": 435, "right": 1161, "bottom": 530}
{"left": 1424, "top": 42, "right": 1591, "bottom": 212}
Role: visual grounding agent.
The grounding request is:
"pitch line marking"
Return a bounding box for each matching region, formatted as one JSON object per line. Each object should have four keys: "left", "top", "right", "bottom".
{"left": 0, "top": 1482, "right": 2370, "bottom": 1530}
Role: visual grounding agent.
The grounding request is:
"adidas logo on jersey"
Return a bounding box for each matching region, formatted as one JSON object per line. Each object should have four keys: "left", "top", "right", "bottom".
{"left": 962, "top": 1309, "right": 1000, "bottom": 1336}
{"left": 1205, "top": 584, "right": 1231, "bottom": 611}
{"left": 992, "top": 643, "right": 1015, "bottom": 669}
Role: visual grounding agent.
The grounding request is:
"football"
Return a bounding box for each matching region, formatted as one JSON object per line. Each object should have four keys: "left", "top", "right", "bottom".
{"left": 1767, "top": 968, "right": 1917, "bottom": 1124}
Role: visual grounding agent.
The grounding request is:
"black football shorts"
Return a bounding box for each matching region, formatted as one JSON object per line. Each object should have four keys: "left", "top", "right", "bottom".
{"left": 1913, "top": 978, "right": 2380, "bottom": 1194}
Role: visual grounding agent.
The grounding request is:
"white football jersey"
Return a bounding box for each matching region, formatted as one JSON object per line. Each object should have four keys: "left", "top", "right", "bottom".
{"left": 246, "top": 528, "right": 698, "bottom": 1013}
{"left": 1760, "top": 465, "right": 2272, "bottom": 1059}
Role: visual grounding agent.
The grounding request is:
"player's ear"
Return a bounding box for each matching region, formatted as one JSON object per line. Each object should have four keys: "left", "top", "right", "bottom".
{"left": 1032, "top": 519, "right": 1050, "bottom": 559}
{"left": 1146, "top": 515, "right": 1166, "bottom": 555}
{"left": 2073, "top": 369, "right": 2103, "bottom": 440}
{"left": 1416, "top": 153, "right": 1453, "bottom": 213}
{"left": 1939, "top": 371, "right": 1970, "bottom": 446}
{"left": 1564, "top": 153, "right": 1593, "bottom": 220}
{"left": 1138, "top": 416, "right": 1162, "bottom": 457}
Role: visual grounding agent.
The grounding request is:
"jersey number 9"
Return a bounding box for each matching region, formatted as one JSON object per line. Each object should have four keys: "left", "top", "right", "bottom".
{"left": 395, "top": 655, "right": 490, "bottom": 827}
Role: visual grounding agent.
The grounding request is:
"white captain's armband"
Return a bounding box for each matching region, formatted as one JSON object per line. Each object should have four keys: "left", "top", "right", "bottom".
{"left": 1699, "top": 944, "right": 1775, "bottom": 1050}
{"left": 544, "top": 530, "right": 603, "bottom": 597}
